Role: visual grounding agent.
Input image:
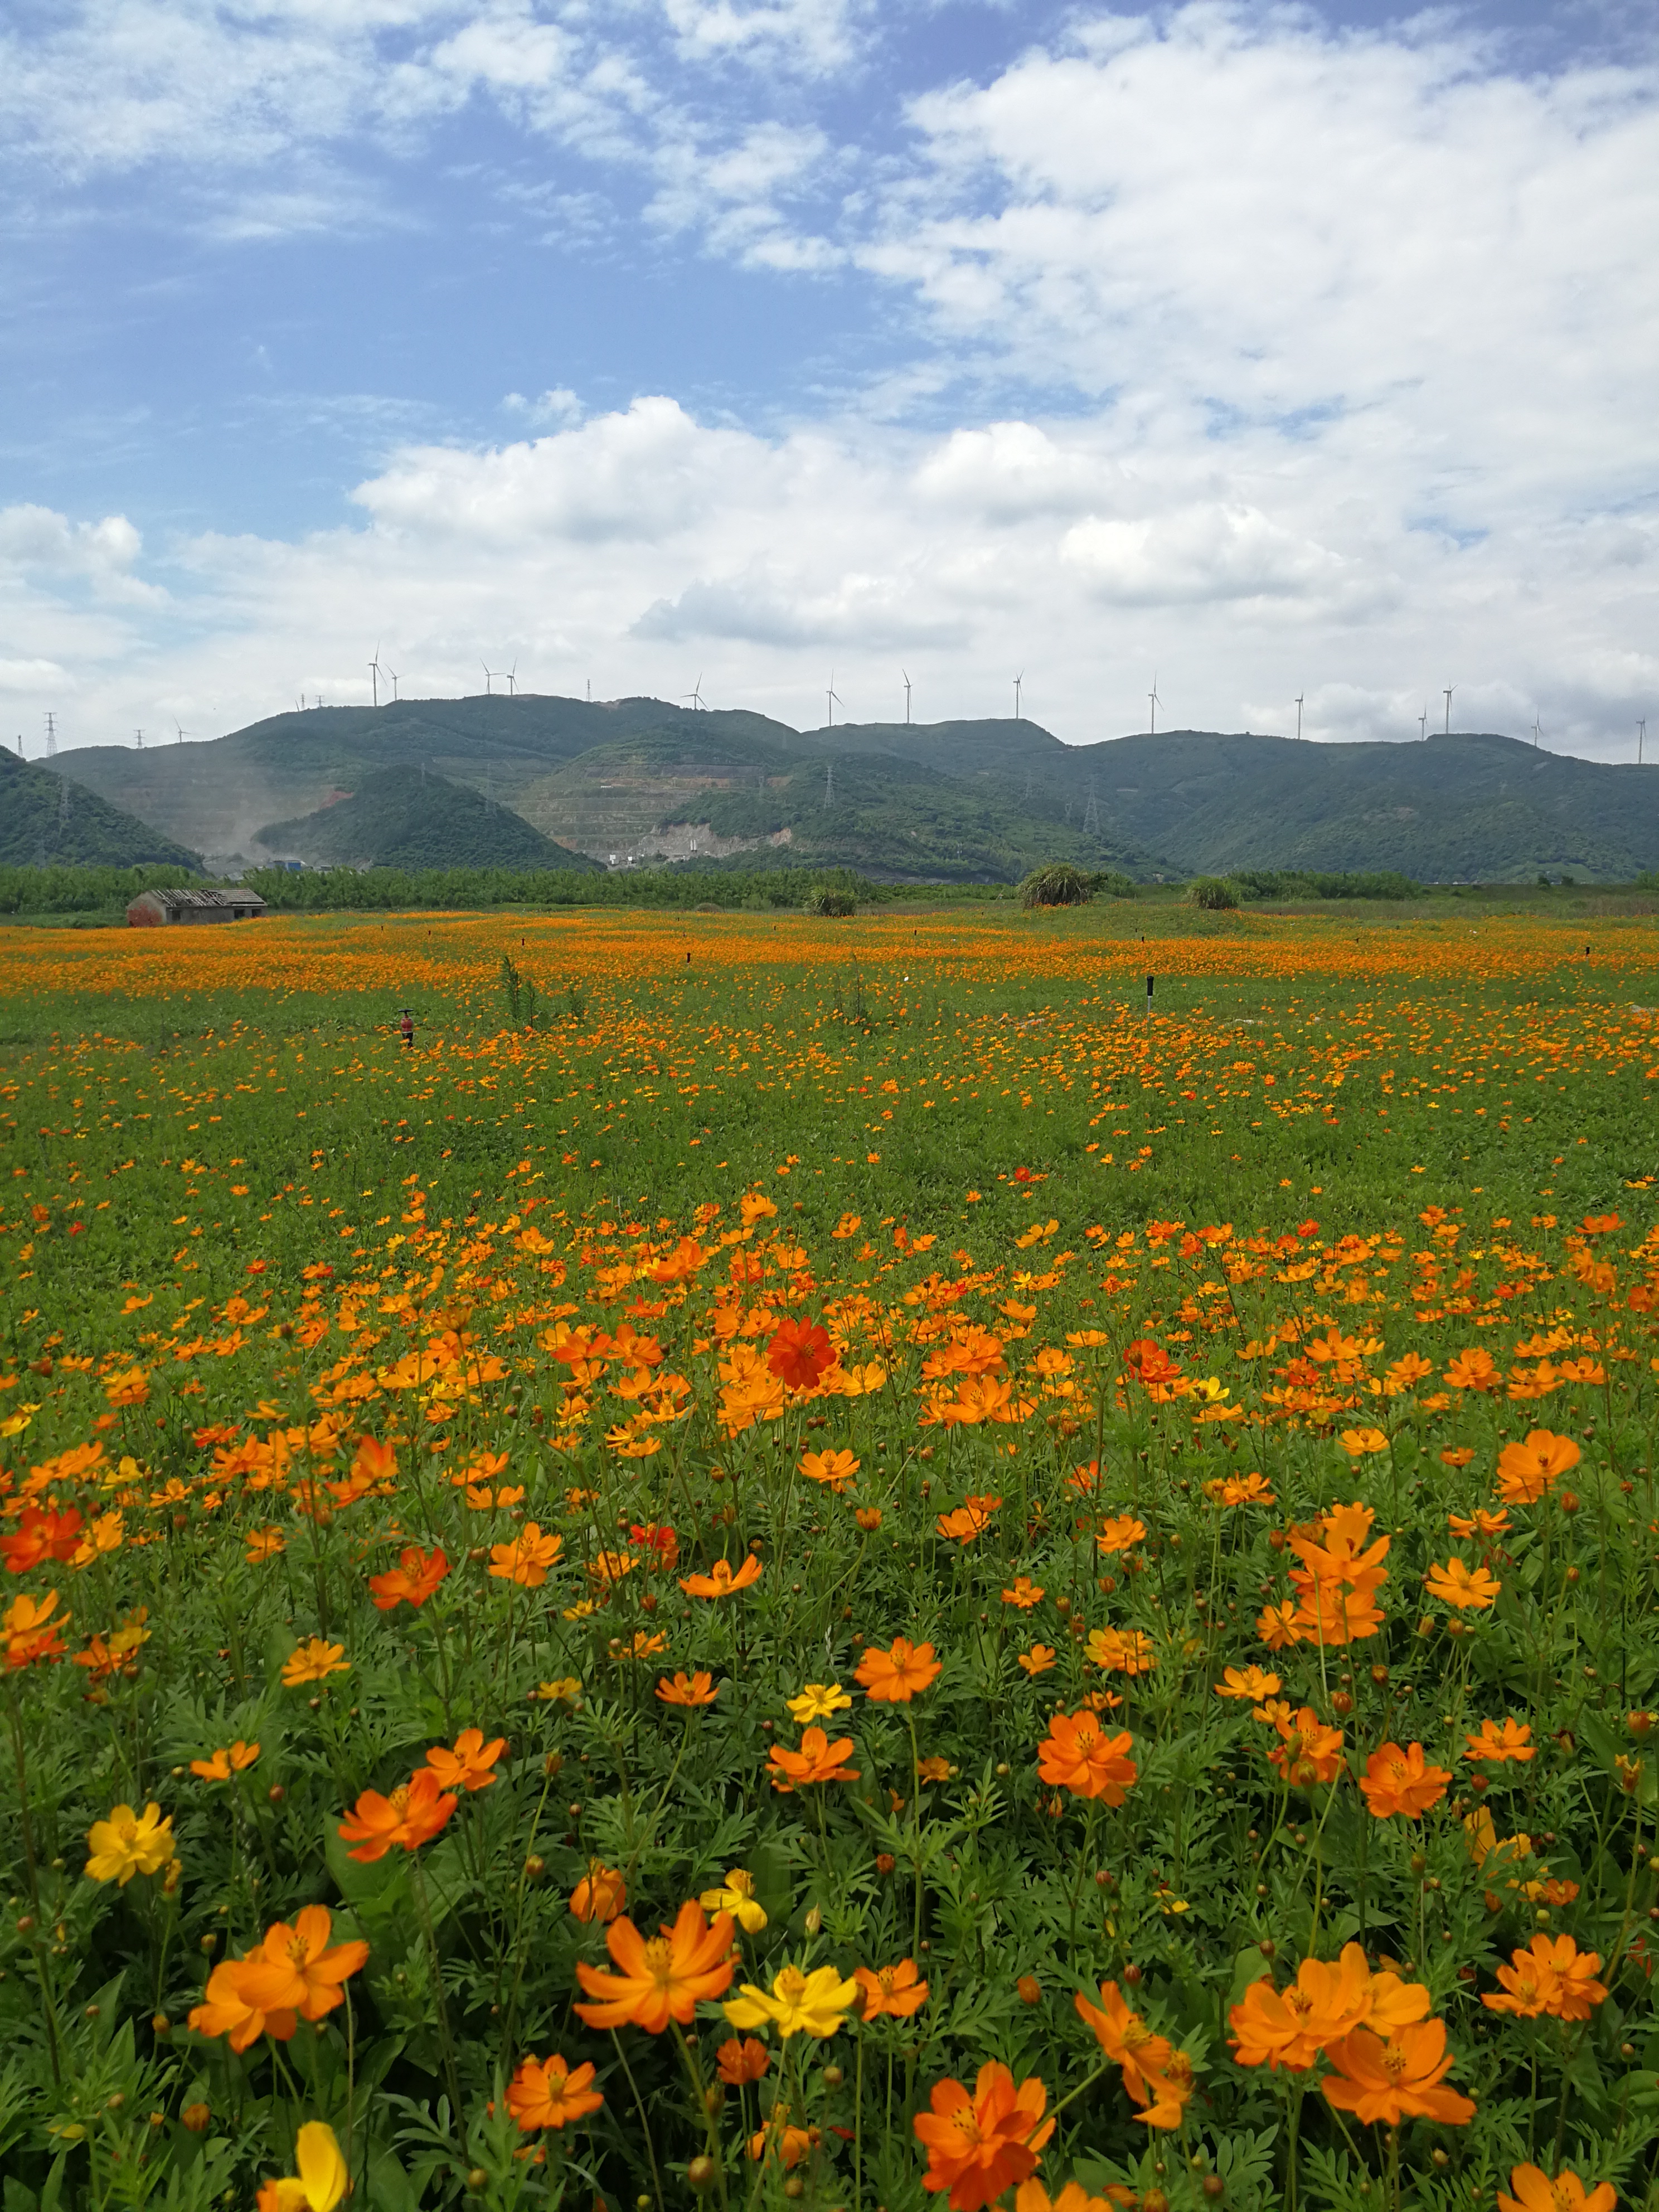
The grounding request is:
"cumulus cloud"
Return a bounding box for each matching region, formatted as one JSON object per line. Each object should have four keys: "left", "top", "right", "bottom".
{"left": 4, "top": 3, "right": 1657, "bottom": 764}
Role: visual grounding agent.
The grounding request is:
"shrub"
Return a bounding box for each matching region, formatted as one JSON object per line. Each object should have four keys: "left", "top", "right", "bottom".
{"left": 810, "top": 887, "right": 857, "bottom": 916}
{"left": 1189, "top": 876, "right": 1239, "bottom": 910}
{"left": 1019, "top": 862, "right": 1090, "bottom": 909}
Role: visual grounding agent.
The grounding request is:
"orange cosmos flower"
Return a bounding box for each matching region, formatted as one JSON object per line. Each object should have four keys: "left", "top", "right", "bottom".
{"left": 767, "top": 1318, "right": 836, "bottom": 1391}
{"left": 188, "top": 1958, "right": 297, "bottom": 2051}
{"left": 506, "top": 2053, "right": 604, "bottom": 2132}
{"left": 1266, "top": 1707, "right": 1345, "bottom": 1789}
{"left": 282, "top": 1638, "right": 348, "bottom": 1686}
{"left": 913, "top": 2061, "right": 1055, "bottom": 2212}
{"left": 1074, "top": 1981, "right": 1179, "bottom": 2111}
{"left": 337, "top": 1768, "right": 457, "bottom": 1861}
{"left": 1036, "top": 1712, "right": 1137, "bottom": 1804}
{"left": 1096, "top": 1516, "right": 1147, "bottom": 1554}
{"left": 1086, "top": 1627, "right": 1157, "bottom": 1676}
{"left": 368, "top": 1545, "right": 449, "bottom": 1610}
{"left": 1257, "top": 1599, "right": 1303, "bottom": 1651}
{"left": 1497, "top": 2169, "right": 1616, "bottom": 2212}
{"left": 1018, "top": 1645, "right": 1057, "bottom": 1676}
{"left": 657, "top": 1670, "right": 719, "bottom": 1707}
{"left": 1360, "top": 1742, "right": 1452, "bottom": 1818}
{"left": 570, "top": 1861, "right": 627, "bottom": 1923}
{"left": 768, "top": 1726, "right": 861, "bottom": 1792}
{"left": 856, "top": 1959, "right": 930, "bottom": 2019}
{"left": 1485, "top": 1935, "right": 1608, "bottom": 2021}
{"left": 1001, "top": 1576, "right": 1045, "bottom": 1609}
{"left": 853, "top": 1505, "right": 884, "bottom": 1531}
{"left": 488, "top": 1524, "right": 563, "bottom": 1587}
{"left": 190, "top": 1740, "right": 260, "bottom": 1781}
{"left": 1338, "top": 1428, "right": 1389, "bottom": 1458}
{"left": 573, "top": 1900, "right": 736, "bottom": 2032}
{"left": 680, "top": 1553, "right": 763, "bottom": 1598}
{"left": 1320, "top": 2019, "right": 1474, "bottom": 2127}
{"left": 234, "top": 1904, "right": 369, "bottom": 2024}
{"left": 717, "top": 2035, "right": 772, "bottom": 2084}
{"left": 1227, "top": 1945, "right": 1424, "bottom": 2071}
{"left": 937, "top": 1496, "right": 1001, "bottom": 1542}
{"left": 1425, "top": 1558, "right": 1501, "bottom": 1610}
{"left": 1482, "top": 1942, "right": 1558, "bottom": 2019}
{"left": 1439, "top": 1445, "right": 1477, "bottom": 1468}
{"left": 1445, "top": 1348, "right": 1501, "bottom": 1392}
{"left": 1215, "top": 1666, "right": 1282, "bottom": 1702}
{"left": 856, "top": 1636, "right": 942, "bottom": 1702}
{"left": 425, "top": 1728, "right": 506, "bottom": 1792}
{"left": 1449, "top": 1508, "right": 1510, "bottom": 1540}
{"left": 3, "top": 1588, "right": 69, "bottom": 1669}
{"left": 0, "top": 1505, "right": 85, "bottom": 1573}
{"left": 1016, "top": 2185, "right": 1138, "bottom": 2212}
{"left": 800, "top": 1448, "right": 860, "bottom": 1491}
{"left": 1496, "top": 1430, "right": 1580, "bottom": 1505}
{"left": 1466, "top": 1718, "right": 1535, "bottom": 1764}
{"left": 1228, "top": 1472, "right": 1278, "bottom": 1506}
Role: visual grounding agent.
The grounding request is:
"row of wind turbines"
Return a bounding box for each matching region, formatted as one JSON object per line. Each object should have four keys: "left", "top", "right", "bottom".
{"left": 341, "top": 655, "right": 1651, "bottom": 761}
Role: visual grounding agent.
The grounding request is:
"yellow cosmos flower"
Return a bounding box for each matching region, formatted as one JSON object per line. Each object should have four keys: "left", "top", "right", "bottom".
{"left": 256, "top": 2121, "right": 348, "bottom": 2211}
{"left": 85, "top": 1802, "right": 174, "bottom": 1886}
{"left": 786, "top": 1682, "right": 853, "bottom": 1724}
{"left": 723, "top": 1962, "right": 857, "bottom": 2040}
{"left": 699, "top": 1867, "right": 769, "bottom": 1933}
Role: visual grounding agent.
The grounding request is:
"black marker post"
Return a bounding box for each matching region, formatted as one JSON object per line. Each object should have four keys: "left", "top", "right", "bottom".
{"left": 1145, "top": 973, "right": 1154, "bottom": 1021}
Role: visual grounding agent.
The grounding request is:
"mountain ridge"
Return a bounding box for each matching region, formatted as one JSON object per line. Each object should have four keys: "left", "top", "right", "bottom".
{"left": 47, "top": 698, "right": 1659, "bottom": 884}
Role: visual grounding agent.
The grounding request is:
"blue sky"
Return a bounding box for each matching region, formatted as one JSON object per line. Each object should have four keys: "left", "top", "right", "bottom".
{"left": 2, "top": 0, "right": 1656, "bottom": 757}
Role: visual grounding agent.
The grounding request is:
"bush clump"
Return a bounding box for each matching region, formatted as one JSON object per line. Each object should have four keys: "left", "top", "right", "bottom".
{"left": 1189, "top": 876, "right": 1240, "bottom": 910}
{"left": 809, "top": 887, "right": 857, "bottom": 916}
{"left": 1020, "top": 862, "right": 1091, "bottom": 909}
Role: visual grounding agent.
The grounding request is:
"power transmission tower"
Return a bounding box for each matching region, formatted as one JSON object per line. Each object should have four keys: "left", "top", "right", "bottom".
{"left": 44, "top": 712, "right": 57, "bottom": 758}
{"left": 1083, "top": 785, "right": 1100, "bottom": 837}
{"left": 823, "top": 760, "right": 835, "bottom": 808}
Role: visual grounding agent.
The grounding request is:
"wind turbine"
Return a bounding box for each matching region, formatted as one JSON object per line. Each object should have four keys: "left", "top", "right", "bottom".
{"left": 482, "top": 661, "right": 500, "bottom": 697}
{"left": 384, "top": 662, "right": 400, "bottom": 702}
{"left": 1419, "top": 706, "right": 1428, "bottom": 742}
{"left": 1641, "top": 719, "right": 1648, "bottom": 767}
{"left": 1013, "top": 672, "right": 1023, "bottom": 721}
{"left": 368, "top": 646, "right": 382, "bottom": 709}
{"left": 1148, "top": 676, "right": 1162, "bottom": 735}
{"left": 681, "top": 676, "right": 704, "bottom": 712}
{"left": 1295, "top": 692, "right": 1304, "bottom": 740}
{"left": 901, "top": 670, "right": 911, "bottom": 726}
{"left": 174, "top": 721, "right": 190, "bottom": 746}
{"left": 1532, "top": 715, "right": 1541, "bottom": 748}
{"left": 826, "top": 673, "right": 842, "bottom": 729}
{"left": 506, "top": 662, "right": 518, "bottom": 699}
{"left": 1443, "top": 686, "right": 1454, "bottom": 735}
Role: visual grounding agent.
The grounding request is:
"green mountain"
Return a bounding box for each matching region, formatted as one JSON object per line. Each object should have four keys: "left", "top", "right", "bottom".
{"left": 253, "top": 765, "right": 600, "bottom": 871}
{"left": 510, "top": 727, "right": 1154, "bottom": 880}
{"left": 0, "top": 749, "right": 202, "bottom": 870}
{"left": 49, "top": 696, "right": 1659, "bottom": 884}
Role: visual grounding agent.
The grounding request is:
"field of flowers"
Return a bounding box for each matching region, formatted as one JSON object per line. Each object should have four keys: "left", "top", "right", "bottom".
{"left": 3, "top": 902, "right": 1659, "bottom": 2212}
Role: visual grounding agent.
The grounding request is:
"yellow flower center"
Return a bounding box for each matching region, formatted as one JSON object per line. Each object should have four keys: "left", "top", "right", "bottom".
{"left": 644, "top": 1937, "right": 675, "bottom": 1981}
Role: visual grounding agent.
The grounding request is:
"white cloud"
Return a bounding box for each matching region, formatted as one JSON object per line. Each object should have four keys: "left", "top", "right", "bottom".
{"left": 4, "top": 4, "right": 1657, "bottom": 769}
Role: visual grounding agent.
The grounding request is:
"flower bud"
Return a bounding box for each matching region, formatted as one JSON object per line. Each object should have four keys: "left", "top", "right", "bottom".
{"left": 1017, "top": 1975, "right": 1042, "bottom": 2005}
{"left": 182, "top": 2102, "right": 210, "bottom": 2133}
{"left": 688, "top": 2158, "right": 720, "bottom": 2194}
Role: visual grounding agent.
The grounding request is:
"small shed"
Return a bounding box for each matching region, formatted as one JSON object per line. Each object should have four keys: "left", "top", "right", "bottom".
{"left": 127, "top": 886, "right": 269, "bottom": 927}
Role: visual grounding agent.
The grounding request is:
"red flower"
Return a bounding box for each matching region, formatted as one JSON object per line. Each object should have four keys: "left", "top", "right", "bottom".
{"left": 1, "top": 1506, "right": 85, "bottom": 1574}
{"left": 914, "top": 2062, "right": 1055, "bottom": 2211}
{"left": 368, "top": 1545, "right": 450, "bottom": 1611}
{"left": 767, "top": 1319, "right": 836, "bottom": 1391}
